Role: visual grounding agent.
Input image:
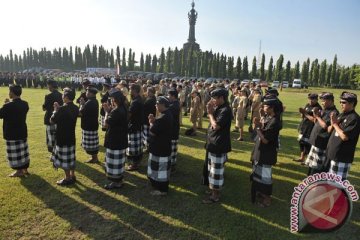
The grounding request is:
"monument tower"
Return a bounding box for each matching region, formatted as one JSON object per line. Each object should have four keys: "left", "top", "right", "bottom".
{"left": 183, "top": 1, "right": 200, "bottom": 52}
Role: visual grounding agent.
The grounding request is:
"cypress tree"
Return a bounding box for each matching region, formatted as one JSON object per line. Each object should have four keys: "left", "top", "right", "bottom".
{"left": 235, "top": 56, "right": 242, "bottom": 80}
{"left": 242, "top": 56, "right": 249, "bottom": 80}
{"left": 330, "top": 54, "right": 338, "bottom": 86}
{"left": 122, "top": 48, "right": 127, "bottom": 73}
{"left": 151, "top": 54, "right": 158, "bottom": 73}
{"left": 165, "top": 47, "right": 172, "bottom": 73}
{"left": 266, "top": 56, "right": 273, "bottom": 82}
{"left": 284, "top": 60, "right": 291, "bottom": 82}
{"left": 159, "top": 47, "right": 166, "bottom": 73}
{"left": 251, "top": 56, "right": 257, "bottom": 79}
{"left": 140, "top": 53, "right": 145, "bottom": 71}
{"left": 319, "top": 60, "right": 327, "bottom": 86}
{"left": 260, "top": 53, "right": 265, "bottom": 80}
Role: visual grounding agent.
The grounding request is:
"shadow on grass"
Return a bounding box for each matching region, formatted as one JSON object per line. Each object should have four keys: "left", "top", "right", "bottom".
{"left": 20, "top": 174, "right": 152, "bottom": 239}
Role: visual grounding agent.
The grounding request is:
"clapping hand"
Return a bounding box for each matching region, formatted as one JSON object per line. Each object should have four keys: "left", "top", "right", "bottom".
{"left": 79, "top": 97, "right": 85, "bottom": 105}
{"left": 148, "top": 114, "right": 155, "bottom": 125}
{"left": 206, "top": 100, "right": 215, "bottom": 115}
{"left": 102, "top": 102, "right": 111, "bottom": 113}
{"left": 330, "top": 111, "right": 338, "bottom": 125}
{"left": 53, "top": 102, "right": 60, "bottom": 112}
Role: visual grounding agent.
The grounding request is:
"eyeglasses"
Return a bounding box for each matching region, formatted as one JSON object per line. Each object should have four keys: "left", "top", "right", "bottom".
{"left": 340, "top": 101, "right": 348, "bottom": 104}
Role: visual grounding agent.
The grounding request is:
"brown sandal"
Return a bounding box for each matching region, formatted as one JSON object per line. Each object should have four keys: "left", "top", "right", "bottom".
{"left": 202, "top": 196, "right": 220, "bottom": 204}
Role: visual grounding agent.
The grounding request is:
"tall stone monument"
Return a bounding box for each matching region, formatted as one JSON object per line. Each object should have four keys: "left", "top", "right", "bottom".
{"left": 183, "top": 1, "right": 200, "bottom": 52}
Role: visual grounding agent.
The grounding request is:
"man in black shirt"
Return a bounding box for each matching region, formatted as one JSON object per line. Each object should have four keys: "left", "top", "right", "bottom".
{"left": 50, "top": 88, "right": 79, "bottom": 186}
{"left": 147, "top": 96, "right": 173, "bottom": 195}
{"left": 0, "top": 85, "right": 30, "bottom": 177}
{"left": 167, "top": 88, "right": 180, "bottom": 172}
{"left": 142, "top": 87, "right": 156, "bottom": 151}
{"left": 100, "top": 83, "right": 112, "bottom": 131}
{"left": 295, "top": 93, "right": 322, "bottom": 164}
{"left": 126, "top": 84, "right": 144, "bottom": 171}
{"left": 79, "top": 87, "right": 99, "bottom": 163}
{"left": 43, "top": 79, "right": 63, "bottom": 153}
{"left": 305, "top": 92, "right": 338, "bottom": 175}
{"left": 76, "top": 79, "right": 90, "bottom": 105}
{"left": 202, "top": 88, "right": 232, "bottom": 204}
{"left": 326, "top": 92, "right": 360, "bottom": 180}
{"left": 102, "top": 89, "right": 129, "bottom": 189}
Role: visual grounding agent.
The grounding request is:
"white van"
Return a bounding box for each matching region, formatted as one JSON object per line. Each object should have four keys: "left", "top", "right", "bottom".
{"left": 292, "top": 79, "right": 302, "bottom": 88}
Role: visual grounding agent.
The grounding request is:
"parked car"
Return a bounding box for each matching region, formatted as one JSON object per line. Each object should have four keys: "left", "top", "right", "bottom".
{"left": 241, "top": 79, "right": 250, "bottom": 85}
{"left": 252, "top": 79, "right": 260, "bottom": 85}
{"left": 271, "top": 81, "right": 280, "bottom": 88}
{"left": 259, "top": 81, "right": 268, "bottom": 88}
{"left": 282, "top": 81, "right": 289, "bottom": 88}
{"left": 292, "top": 79, "right": 302, "bottom": 88}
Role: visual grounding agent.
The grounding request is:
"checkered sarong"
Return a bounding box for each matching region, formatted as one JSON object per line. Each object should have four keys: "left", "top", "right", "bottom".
{"left": 46, "top": 124, "right": 56, "bottom": 151}
{"left": 170, "top": 140, "right": 178, "bottom": 166}
{"left": 147, "top": 153, "right": 171, "bottom": 182}
{"left": 51, "top": 145, "right": 76, "bottom": 170}
{"left": 127, "top": 131, "right": 142, "bottom": 156}
{"left": 329, "top": 160, "right": 351, "bottom": 180}
{"left": 81, "top": 130, "right": 99, "bottom": 153}
{"left": 142, "top": 124, "right": 150, "bottom": 148}
{"left": 207, "top": 152, "right": 227, "bottom": 190}
{"left": 6, "top": 140, "right": 30, "bottom": 169}
{"left": 252, "top": 164, "right": 272, "bottom": 185}
{"left": 305, "top": 145, "right": 326, "bottom": 170}
{"left": 105, "top": 148, "right": 126, "bottom": 180}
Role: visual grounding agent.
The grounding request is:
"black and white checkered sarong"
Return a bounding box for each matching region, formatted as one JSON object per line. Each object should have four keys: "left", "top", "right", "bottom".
{"left": 105, "top": 148, "right": 126, "bottom": 180}
{"left": 46, "top": 124, "right": 56, "bottom": 150}
{"left": 142, "top": 124, "right": 150, "bottom": 148}
{"left": 147, "top": 153, "right": 171, "bottom": 182}
{"left": 329, "top": 160, "right": 351, "bottom": 180}
{"left": 170, "top": 140, "right": 178, "bottom": 166}
{"left": 127, "top": 131, "right": 142, "bottom": 156}
{"left": 252, "top": 164, "right": 272, "bottom": 185}
{"left": 51, "top": 145, "right": 76, "bottom": 170}
{"left": 207, "top": 152, "right": 227, "bottom": 190}
{"left": 81, "top": 130, "right": 99, "bottom": 153}
{"left": 6, "top": 140, "right": 30, "bottom": 169}
{"left": 305, "top": 145, "right": 326, "bottom": 169}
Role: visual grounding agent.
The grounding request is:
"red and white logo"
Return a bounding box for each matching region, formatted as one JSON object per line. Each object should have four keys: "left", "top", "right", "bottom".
{"left": 301, "top": 182, "right": 350, "bottom": 231}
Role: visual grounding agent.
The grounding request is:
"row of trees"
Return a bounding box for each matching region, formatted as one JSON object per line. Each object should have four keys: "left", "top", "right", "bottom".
{"left": 0, "top": 45, "right": 359, "bottom": 88}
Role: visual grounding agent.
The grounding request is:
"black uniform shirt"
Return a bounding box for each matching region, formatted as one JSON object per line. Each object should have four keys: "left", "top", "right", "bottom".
{"left": 169, "top": 100, "right": 180, "bottom": 140}
{"left": 104, "top": 106, "right": 128, "bottom": 150}
{"left": 43, "top": 90, "right": 63, "bottom": 125}
{"left": 299, "top": 103, "right": 322, "bottom": 138}
{"left": 206, "top": 103, "right": 232, "bottom": 154}
{"left": 252, "top": 115, "right": 280, "bottom": 165}
{"left": 128, "top": 96, "right": 144, "bottom": 132}
{"left": 148, "top": 109, "right": 173, "bottom": 156}
{"left": 50, "top": 102, "right": 79, "bottom": 146}
{"left": 309, "top": 105, "right": 338, "bottom": 149}
{"left": 100, "top": 91, "right": 110, "bottom": 116}
{"left": 143, "top": 96, "right": 156, "bottom": 125}
{"left": 80, "top": 97, "right": 99, "bottom": 131}
{"left": 0, "top": 98, "right": 29, "bottom": 140}
{"left": 326, "top": 110, "right": 360, "bottom": 163}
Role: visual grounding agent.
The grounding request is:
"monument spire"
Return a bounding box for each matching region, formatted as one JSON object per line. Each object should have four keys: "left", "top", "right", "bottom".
{"left": 183, "top": 1, "right": 200, "bottom": 52}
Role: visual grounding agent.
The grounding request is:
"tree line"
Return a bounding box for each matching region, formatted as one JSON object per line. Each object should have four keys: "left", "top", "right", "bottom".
{"left": 0, "top": 44, "right": 359, "bottom": 88}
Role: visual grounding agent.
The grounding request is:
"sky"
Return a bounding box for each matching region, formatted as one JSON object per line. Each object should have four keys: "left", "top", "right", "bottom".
{"left": 0, "top": 0, "right": 359, "bottom": 67}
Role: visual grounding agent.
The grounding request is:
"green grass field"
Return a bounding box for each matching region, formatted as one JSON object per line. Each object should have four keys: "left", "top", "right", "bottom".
{"left": 0, "top": 86, "right": 359, "bottom": 240}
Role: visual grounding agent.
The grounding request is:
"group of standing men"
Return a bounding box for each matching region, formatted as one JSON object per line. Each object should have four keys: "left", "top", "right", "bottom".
{"left": 0, "top": 79, "right": 359, "bottom": 206}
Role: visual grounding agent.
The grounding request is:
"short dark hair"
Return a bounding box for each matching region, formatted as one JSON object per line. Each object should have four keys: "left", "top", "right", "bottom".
{"left": 130, "top": 84, "right": 141, "bottom": 94}
{"left": 9, "top": 84, "right": 22, "bottom": 96}
{"left": 63, "top": 87, "right": 75, "bottom": 101}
